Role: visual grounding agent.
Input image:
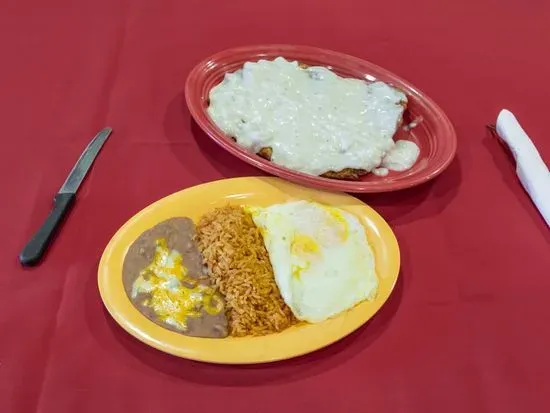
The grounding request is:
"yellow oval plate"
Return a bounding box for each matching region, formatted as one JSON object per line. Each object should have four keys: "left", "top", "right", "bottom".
{"left": 98, "top": 177, "right": 400, "bottom": 364}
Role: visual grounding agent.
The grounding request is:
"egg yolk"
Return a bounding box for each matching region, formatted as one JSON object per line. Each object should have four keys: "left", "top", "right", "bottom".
{"left": 322, "top": 206, "right": 349, "bottom": 241}
{"left": 291, "top": 261, "right": 311, "bottom": 279}
{"left": 290, "top": 234, "right": 319, "bottom": 279}
{"left": 133, "top": 238, "right": 223, "bottom": 331}
{"left": 291, "top": 233, "right": 319, "bottom": 255}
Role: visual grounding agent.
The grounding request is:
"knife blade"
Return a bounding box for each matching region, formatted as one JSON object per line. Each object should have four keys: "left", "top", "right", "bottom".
{"left": 19, "top": 127, "right": 113, "bottom": 266}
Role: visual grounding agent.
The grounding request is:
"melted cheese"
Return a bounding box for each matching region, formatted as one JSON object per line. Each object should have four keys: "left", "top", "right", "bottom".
{"left": 208, "top": 57, "right": 410, "bottom": 175}
{"left": 131, "top": 239, "right": 222, "bottom": 331}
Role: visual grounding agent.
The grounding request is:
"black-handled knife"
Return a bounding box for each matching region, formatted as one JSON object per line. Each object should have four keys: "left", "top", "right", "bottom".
{"left": 19, "top": 127, "right": 113, "bottom": 266}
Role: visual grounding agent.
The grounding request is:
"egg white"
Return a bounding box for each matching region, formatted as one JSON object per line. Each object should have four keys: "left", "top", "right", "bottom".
{"left": 249, "top": 201, "right": 378, "bottom": 323}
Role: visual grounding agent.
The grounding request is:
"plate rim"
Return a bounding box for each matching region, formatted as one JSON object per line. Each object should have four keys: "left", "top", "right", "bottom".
{"left": 185, "top": 44, "right": 457, "bottom": 193}
{"left": 98, "top": 176, "right": 401, "bottom": 364}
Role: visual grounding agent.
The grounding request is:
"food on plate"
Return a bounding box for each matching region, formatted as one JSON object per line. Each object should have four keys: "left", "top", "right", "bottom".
{"left": 207, "top": 57, "right": 420, "bottom": 180}
{"left": 380, "top": 140, "right": 421, "bottom": 171}
{"left": 248, "top": 201, "right": 378, "bottom": 323}
{"left": 122, "top": 201, "right": 379, "bottom": 338}
{"left": 195, "top": 205, "right": 296, "bottom": 336}
{"left": 122, "top": 218, "right": 228, "bottom": 338}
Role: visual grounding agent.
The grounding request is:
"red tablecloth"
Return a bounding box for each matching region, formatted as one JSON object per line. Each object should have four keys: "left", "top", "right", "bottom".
{"left": 1, "top": 1, "right": 549, "bottom": 412}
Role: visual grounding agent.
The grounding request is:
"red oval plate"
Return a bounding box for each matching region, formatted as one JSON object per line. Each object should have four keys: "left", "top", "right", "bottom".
{"left": 185, "top": 45, "right": 457, "bottom": 193}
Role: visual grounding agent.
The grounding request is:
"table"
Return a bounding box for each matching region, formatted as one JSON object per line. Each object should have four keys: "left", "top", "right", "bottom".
{"left": 1, "top": 1, "right": 549, "bottom": 412}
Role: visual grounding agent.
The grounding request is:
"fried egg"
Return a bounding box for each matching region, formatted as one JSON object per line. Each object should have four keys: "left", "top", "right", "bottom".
{"left": 248, "top": 201, "right": 378, "bottom": 323}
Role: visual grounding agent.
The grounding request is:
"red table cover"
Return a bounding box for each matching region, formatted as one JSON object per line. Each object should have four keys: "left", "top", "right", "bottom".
{"left": 1, "top": 1, "right": 549, "bottom": 412}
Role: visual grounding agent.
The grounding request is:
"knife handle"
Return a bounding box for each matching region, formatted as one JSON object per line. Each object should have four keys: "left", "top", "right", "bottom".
{"left": 19, "top": 193, "right": 76, "bottom": 266}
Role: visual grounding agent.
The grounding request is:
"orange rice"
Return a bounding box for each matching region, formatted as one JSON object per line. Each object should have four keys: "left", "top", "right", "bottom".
{"left": 195, "top": 206, "right": 296, "bottom": 336}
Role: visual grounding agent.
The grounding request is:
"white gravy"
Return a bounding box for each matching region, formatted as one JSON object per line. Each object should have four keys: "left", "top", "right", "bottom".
{"left": 372, "top": 167, "right": 389, "bottom": 177}
{"left": 381, "top": 140, "right": 420, "bottom": 171}
{"left": 208, "top": 57, "right": 414, "bottom": 175}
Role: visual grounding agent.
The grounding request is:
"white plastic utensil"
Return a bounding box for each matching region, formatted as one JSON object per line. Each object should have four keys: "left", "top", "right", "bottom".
{"left": 495, "top": 110, "right": 550, "bottom": 227}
